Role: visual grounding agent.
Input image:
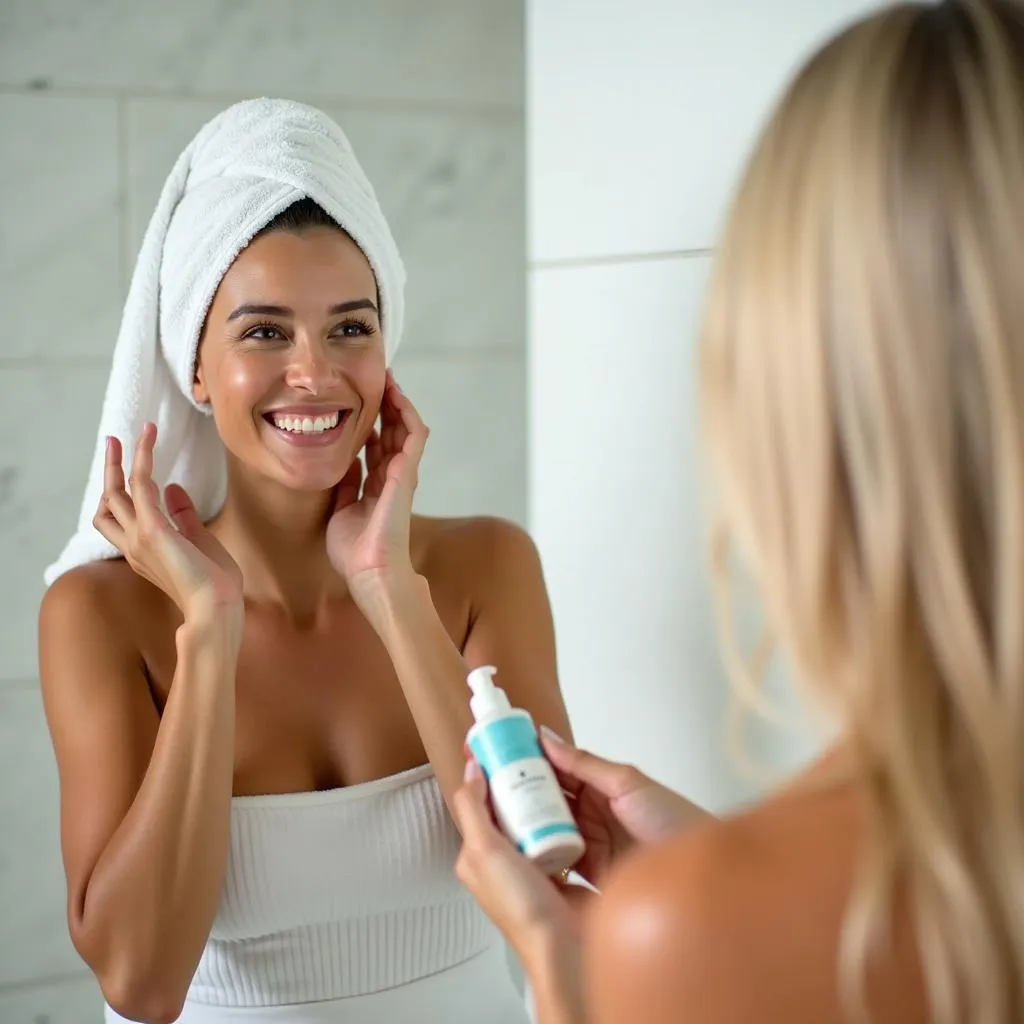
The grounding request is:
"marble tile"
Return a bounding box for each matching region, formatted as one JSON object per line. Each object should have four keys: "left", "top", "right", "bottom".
{"left": 528, "top": 0, "right": 886, "bottom": 261}
{"left": 0, "top": 0, "right": 524, "bottom": 108}
{"left": 0, "top": 95, "right": 121, "bottom": 359}
{"left": 0, "top": 974, "right": 102, "bottom": 1024}
{"left": 391, "top": 351, "right": 526, "bottom": 524}
{"left": 122, "top": 99, "right": 224, "bottom": 279}
{"left": 0, "top": 363, "right": 109, "bottom": 681}
{"left": 125, "top": 99, "right": 525, "bottom": 352}
{"left": 0, "top": 685, "right": 82, "bottom": 986}
{"left": 335, "top": 107, "right": 525, "bottom": 355}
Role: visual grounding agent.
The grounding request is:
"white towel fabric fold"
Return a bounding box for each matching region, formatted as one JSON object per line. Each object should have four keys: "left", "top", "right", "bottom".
{"left": 45, "top": 98, "right": 406, "bottom": 586}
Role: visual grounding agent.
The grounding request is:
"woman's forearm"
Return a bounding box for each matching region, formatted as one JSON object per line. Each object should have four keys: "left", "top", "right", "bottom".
{"left": 525, "top": 932, "right": 586, "bottom": 1024}
{"left": 358, "top": 572, "right": 474, "bottom": 814}
{"left": 74, "top": 618, "right": 239, "bottom": 1020}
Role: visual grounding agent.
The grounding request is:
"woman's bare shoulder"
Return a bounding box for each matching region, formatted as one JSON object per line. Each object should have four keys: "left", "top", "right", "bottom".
{"left": 584, "top": 782, "right": 866, "bottom": 1023}
{"left": 40, "top": 558, "right": 174, "bottom": 647}
{"left": 412, "top": 514, "right": 539, "bottom": 579}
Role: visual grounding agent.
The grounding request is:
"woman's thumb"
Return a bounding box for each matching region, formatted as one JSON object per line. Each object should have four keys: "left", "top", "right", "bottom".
{"left": 540, "top": 727, "right": 623, "bottom": 796}
{"left": 164, "top": 483, "right": 202, "bottom": 538}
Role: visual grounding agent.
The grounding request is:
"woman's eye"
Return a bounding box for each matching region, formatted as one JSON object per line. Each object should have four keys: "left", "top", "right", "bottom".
{"left": 335, "top": 319, "right": 376, "bottom": 340}
{"left": 246, "top": 324, "right": 285, "bottom": 342}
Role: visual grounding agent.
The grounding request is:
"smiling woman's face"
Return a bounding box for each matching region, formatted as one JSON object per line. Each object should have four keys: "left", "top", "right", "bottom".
{"left": 193, "top": 225, "right": 386, "bottom": 493}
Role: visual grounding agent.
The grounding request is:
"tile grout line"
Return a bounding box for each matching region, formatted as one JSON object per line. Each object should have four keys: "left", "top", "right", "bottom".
{"left": 0, "top": 82, "right": 524, "bottom": 118}
{"left": 0, "top": 969, "right": 93, "bottom": 996}
{"left": 529, "top": 248, "right": 714, "bottom": 271}
{"left": 0, "top": 356, "right": 112, "bottom": 369}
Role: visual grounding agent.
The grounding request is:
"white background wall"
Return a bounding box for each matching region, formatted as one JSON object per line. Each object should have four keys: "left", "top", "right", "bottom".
{"left": 527, "top": 0, "right": 886, "bottom": 812}
{"left": 0, "top": 2, "right": 525, "bottom": 1018}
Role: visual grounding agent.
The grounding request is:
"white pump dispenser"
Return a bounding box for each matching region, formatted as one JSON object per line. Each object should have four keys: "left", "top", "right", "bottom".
{"left": 467, "top": 665, "right": 511, "bottom": 720}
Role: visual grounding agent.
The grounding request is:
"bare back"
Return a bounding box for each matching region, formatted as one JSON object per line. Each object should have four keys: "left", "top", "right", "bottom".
{"left": 587, "top": 773, "right": 931, "bottom": 1024}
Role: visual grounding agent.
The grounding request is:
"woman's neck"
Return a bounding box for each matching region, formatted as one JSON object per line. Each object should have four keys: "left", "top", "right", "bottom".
{"left": 208, "top": 467, "right": 346, "bottom": 622}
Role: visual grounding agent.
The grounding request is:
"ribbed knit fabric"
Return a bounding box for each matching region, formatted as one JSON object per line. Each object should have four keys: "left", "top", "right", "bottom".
{"left": 104, "top": 764, "right": 527, "bottom": 1021}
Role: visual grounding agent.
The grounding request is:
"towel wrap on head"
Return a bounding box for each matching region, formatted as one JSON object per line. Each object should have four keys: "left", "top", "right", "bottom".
{"left": 44, "top": 97, "right": 406, "bottom": 586}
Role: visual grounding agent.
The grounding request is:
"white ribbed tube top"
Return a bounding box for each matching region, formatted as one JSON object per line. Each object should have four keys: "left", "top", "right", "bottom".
{"left": 105, "top": 764, "right": 529, "bottom": 1023}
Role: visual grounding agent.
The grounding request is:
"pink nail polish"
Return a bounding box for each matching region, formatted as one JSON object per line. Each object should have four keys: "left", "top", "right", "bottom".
{"left": 540, "top": 725, "right": 567, "bottom": 746}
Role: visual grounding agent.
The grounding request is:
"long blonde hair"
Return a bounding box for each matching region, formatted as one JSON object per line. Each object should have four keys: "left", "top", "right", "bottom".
{"left": 700, "top": 2, "right": 1024, "bottom": 1021}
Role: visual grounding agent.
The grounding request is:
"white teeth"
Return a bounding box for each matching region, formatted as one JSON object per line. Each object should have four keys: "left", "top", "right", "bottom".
{"left": 271, "top": 411, "right": 341, "bottom": 434}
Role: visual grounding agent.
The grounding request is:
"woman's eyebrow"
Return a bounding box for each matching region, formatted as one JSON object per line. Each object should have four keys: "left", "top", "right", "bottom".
{"left": 227, "top": 298, "right": 379, "bottom": 321}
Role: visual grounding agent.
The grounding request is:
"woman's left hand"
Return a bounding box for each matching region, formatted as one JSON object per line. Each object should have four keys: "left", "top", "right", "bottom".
{"left": 453, "top": 759, "right": 585, "bottom": 972}
{"left": 326, "top": 371, "right": 428, "bottom": 602}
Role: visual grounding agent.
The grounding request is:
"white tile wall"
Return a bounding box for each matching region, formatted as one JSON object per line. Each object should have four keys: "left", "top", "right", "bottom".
{"left": 0, "top": 95, "right": 123, "bottom": 359}
{"left": 0, "top": 974, "right": 103, "bottom": 1024}
{"left": 0, "top": 0, "right": 526, "bottom": 999}
{"left": 527, "top": 0, "right": 888, "bottom": 262}
{"left": 0, "top": 0, "right": 523, "bottom": 108}
{"left": 0, "top": 685, "right": 81, "bottom": 986}
{"left": 395, "top": 350, "right": 526, "bottom": 523}
{"left": 337, "top": 109, "right": 526, "bottom": 355}
{"left": 0, "top": 365, "right": 110, "bottom": 682}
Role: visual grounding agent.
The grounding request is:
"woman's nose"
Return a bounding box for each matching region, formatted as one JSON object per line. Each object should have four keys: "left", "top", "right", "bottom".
{"left": 284, "top": 339, "right": 335, "bottom": 392}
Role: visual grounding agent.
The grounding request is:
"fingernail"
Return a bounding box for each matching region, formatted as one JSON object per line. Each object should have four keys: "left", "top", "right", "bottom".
{"left": 463, "top": 759, "right": 478, "bottom": 782}
{"left": 540, "top": 725, "right": 568, "bottom": 746}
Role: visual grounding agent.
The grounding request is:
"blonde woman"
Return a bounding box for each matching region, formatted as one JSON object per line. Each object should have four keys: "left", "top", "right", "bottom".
{"left": 446, "top": 1, "right": 1024, "bottom": 1022}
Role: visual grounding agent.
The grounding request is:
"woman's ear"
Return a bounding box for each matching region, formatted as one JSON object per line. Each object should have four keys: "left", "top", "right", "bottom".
{"left": 192, "top": 359, "right": 210, "bottom": 405}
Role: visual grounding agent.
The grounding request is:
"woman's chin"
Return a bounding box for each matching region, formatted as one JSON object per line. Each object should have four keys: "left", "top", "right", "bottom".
{"left": 260, "top": 457, "right": 353, "bottom": 495}
{"left": 281, "top": 469, "right": 348, "bottom": 494}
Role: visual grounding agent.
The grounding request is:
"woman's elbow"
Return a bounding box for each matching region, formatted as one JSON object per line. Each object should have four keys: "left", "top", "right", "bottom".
{"left": 99, "top": 972, "right": 187, "bottom": 1024}
{"left": 70, "top": 925, "right": 187, "bottom": 1024}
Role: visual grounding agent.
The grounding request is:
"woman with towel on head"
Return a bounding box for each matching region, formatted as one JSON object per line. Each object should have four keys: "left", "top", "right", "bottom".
{"left": 38, "top": 98, "right": 572, "bottom": 1023}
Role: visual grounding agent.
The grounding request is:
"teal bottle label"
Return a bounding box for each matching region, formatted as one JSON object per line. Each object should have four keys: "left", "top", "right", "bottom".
{"left": 468, "top": 715, "right": 541, "bottom": 776}
{"left": 468, "top": 714, "right": 581, "bottom": 856}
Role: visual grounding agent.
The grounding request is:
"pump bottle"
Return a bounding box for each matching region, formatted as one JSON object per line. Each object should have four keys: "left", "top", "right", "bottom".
{"left": 465, "top": 665, "right": 585, "bottom": 875}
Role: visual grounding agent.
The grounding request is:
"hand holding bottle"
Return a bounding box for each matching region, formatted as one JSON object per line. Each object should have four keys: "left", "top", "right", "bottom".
{"left": 538, "top": 728, "right": 710, "bottom": 891}
{"left": 453, "top": 714, "right": 711, "bottom": 967}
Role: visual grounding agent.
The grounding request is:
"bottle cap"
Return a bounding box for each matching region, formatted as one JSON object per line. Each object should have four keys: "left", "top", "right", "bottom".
{"left": 467, "top": 664, "right": 512, "bottom": 720}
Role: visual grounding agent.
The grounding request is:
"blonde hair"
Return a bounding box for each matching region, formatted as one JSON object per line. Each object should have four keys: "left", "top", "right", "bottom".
{"left": 700, "top": 1, "right": 1024, "bottom": 1021}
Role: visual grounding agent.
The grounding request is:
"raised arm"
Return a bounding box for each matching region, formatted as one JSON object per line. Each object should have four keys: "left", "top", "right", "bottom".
{"left": 327, "top": 374, "right": 571, "bottom": 815}
{"left": 365, "top": 516, "right": 572, "bottom": 814}
{"left": 40, "top": 571, "right": 240, "bottom": 1023}
{"left": 39, "top": 426, "right": 246, "bottom": 1022}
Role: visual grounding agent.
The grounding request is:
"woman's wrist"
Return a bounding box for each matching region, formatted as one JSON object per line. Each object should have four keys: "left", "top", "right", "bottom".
{"left": 350, "top": 567, "right": 429, "bottom": 636}
{"left": 523, "top": 929, "right": 585, "bottom": 1024}
{"left": 177, "top": 608, "right": 244, "bottom": 661}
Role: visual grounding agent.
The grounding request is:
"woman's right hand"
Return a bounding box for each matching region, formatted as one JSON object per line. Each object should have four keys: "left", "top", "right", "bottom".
{"left": 540, "top": 729, "right": 711, "bottom": 891}
{"left": 93, "top": 422, "right": 244, "bottom": 630}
